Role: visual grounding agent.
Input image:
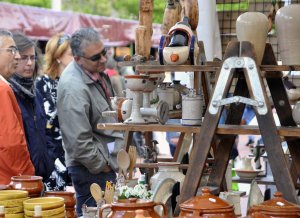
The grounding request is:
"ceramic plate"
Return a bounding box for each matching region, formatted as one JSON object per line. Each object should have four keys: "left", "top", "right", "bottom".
{"left": 5, "top": 213, "right": 24, "bottom": 218}
{"left": 152, "top": 178, "right": 176, "bottom": 217}
{"left": 0, "top": 190, "right": 28, "bottom": 201}
{"left": 24, "top": 205, "right": 65, "bottom": 217}
{"left": 23, "top": 197, "right": 64, "bottom": 210}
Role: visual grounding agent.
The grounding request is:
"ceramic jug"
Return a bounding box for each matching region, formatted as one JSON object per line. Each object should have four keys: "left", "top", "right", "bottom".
{"left": 236, "top": 157, "right": 253, "bottom": 170}
{"left": 99, "top": 198, "right": 166, "bottom": 218}
{"left": 275, "top": 4, "right": 300, "bottom": 65}
{"left": 181, "top": 89, "right": 203, "bottom": 126}
{"left": 236, "top": 12, "right": 269, "bottom": 65}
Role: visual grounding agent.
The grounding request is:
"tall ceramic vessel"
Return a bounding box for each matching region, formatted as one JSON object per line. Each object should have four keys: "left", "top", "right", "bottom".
{"left": 236, "top": 12, "right": 269, "bottom": 65}
{"left": 275, "top": 4, "right": 300, "bottom": 65}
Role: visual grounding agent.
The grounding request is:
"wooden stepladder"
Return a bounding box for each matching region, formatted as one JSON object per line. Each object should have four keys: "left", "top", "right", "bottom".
{"left": 174, "top": 41, "right": 299, "bottom": 215}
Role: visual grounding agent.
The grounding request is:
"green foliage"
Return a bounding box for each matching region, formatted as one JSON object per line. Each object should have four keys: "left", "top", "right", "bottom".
{"left": 1, "top": 0, "right": 51, "bottom": 8}
{"left": 63, "top": 0, "right": 112, "bottom": 17}
{"left": 1, "top": 0, "right": 167, "bottom": 24}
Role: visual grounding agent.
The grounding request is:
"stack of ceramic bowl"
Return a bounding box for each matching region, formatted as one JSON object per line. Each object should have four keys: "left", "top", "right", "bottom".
{"left": 23, "top": 197, "right": 65, "bottom": 218}
{"left": 0, "top": 190, "right": 29, "bottom": 218}
{"left": 44, "top": 191, "right": 76, "bottom": 218}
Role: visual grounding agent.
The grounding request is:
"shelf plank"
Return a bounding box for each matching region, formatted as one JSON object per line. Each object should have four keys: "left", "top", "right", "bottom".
{"left": 97, "top": 123, "right": 300, "bottom": 137}
{"left": 135, "top": 64, "right": 300, "bottom": 74}
{"left": 97, "top": 123, "right": 200, "bottom": 133}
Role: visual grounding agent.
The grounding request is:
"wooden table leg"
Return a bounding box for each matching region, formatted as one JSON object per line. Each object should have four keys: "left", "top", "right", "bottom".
{"left": 172, "top": 133, "right": 185, "bottom": 162}
{"left": 124, "top": 130, "right": 134, "bottom": 151}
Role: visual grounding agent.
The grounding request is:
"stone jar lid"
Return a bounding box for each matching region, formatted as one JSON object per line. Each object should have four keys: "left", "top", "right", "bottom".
{"left": 248, "top": 192, "right": 300, "bottom": 216}
{"left": 179, "top": 188, "right": 234, "bottom": 211}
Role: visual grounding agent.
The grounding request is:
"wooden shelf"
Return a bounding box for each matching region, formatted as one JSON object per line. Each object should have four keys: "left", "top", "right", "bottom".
{"left": 97, "top": 123, "right": 300, "bottom": 137}
{"left": 135, "top": 64, "right": 300, "bottom": 76}
{"left": 232, "top": 176, "right": 275, "bottom": 185}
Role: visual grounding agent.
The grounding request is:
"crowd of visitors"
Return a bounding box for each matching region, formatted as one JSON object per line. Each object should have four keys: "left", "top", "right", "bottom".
{"left": 0, "top": 27, "right": 125, "bottom": 216}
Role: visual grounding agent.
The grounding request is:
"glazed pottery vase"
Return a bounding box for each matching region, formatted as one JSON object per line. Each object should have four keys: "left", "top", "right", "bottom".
{"left": 247, "top": 192, "right": 300, "bottom": 217}
{"left": 10, "top": 175, "right": 43, "bottom": 198}
{"left": 236, "top": 12, "right": 269, "bottom": 65}
{"left": 150, "top": 162, "right": 185, "bottom": 190}
{"left": 44, "top": 191, "right": 77, "bottom": 218}
{"left": 275, "top": 4, "right": 300, "bottom": 65}
{"left": 179, "top": 188, "right": 236, "bottom": 217}
{"left": 99, "top": 198, "right": 166, "bottom": 218}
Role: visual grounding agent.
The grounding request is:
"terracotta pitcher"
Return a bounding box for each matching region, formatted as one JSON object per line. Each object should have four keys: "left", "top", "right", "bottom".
{"left": 10, "top": 175, "right": 43, "bottom": 198}
{"left": 99, "top": 198, "right": 166, "bottom": 218}
{"left": 236, "top": 12, "right": 269, "bottom": 65}
{"left": 275, "top": 4, "right": 300, "bottom": 65}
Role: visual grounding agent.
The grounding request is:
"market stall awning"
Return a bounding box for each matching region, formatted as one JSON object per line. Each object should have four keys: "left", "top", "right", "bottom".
{"left": 0, "top": 2, "right": 162, "bottom": 47}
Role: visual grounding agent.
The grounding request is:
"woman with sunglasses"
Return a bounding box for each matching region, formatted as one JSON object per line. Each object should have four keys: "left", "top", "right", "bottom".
{"left": 9, "top": 32, "right": 55, "bottom": 185}
{"left": 35, "top": 33, "right": 73, "bottom": 190}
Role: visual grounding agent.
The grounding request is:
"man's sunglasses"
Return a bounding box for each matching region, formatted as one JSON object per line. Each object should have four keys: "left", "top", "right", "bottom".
{"left": 81, "top": 48, "right": 107, "bottom": 62}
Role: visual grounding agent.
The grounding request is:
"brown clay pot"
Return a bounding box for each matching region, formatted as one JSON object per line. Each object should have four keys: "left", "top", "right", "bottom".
{"left": 179, "top": 188, "right": 236, "bottom": 217}
{"left": 65, "top": 209, "right": 77, "bottom": 218}
{"left": 10, "top": 175, "right": 43, "bottom": 198}
{"left": 99, "top": 198, "right": 167, "bottom": 218}
{"left": 247, "top": 192, "right": 300, "bottom": 217}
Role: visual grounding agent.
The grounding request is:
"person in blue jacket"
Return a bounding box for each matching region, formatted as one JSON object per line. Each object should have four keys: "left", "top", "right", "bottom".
{"left": 9, "top": 32, "right": 55, "bottom": 187}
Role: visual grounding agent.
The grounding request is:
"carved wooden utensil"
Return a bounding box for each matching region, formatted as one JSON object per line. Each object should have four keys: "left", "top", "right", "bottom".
{"left": 128, "top": 145, "right": 137, "bottom": 180}
{"left": 117, "top": 149, "right": 130, "bottom": 179}
{"left": 104, "top": 181, "right": 115, "bottom": 204}
{"left": 90, "top": 183, "right": 103, "bottom": 204}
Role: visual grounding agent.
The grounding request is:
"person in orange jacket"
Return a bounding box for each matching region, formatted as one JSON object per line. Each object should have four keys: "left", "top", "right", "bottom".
{"left": 0, "top": 29, "right": 35, "bottom": 185}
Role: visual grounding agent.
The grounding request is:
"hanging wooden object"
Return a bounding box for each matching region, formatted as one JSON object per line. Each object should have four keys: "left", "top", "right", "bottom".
{"left": 135, "top": 0, "right": 153, "bottom": 60}
{"left": 179, "top": 0, "right": 198, "bottom": 30}
{"left": 161, "top": 0, "right": 182, "bottom": 35}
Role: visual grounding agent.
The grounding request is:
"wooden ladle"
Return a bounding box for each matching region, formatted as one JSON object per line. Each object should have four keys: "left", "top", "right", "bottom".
{"left": 117, "top": 149, "right": 130, "bottom": 179}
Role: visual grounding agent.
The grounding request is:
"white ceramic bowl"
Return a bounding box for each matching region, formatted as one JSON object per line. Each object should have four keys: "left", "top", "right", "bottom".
{"left": 235, "top": 169, "right": 262, "bottom": 180}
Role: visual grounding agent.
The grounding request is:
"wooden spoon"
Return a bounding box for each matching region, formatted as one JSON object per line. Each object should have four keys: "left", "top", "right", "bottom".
{"left": 128, "top": 145, "right": 137, "bottom": 180}
{"left": 90, "top": 183, "right": 103, "bottom": 204}
{"left": 117, "top": 149, "right": 130, "bottom": 179}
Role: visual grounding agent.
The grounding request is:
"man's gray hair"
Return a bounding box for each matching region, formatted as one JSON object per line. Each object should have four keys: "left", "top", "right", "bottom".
{"left": 0, "top": 29, "right": 13, "bottom": 47}
{"left": 71, "top": 28, "right": 101, "bottom": 57}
